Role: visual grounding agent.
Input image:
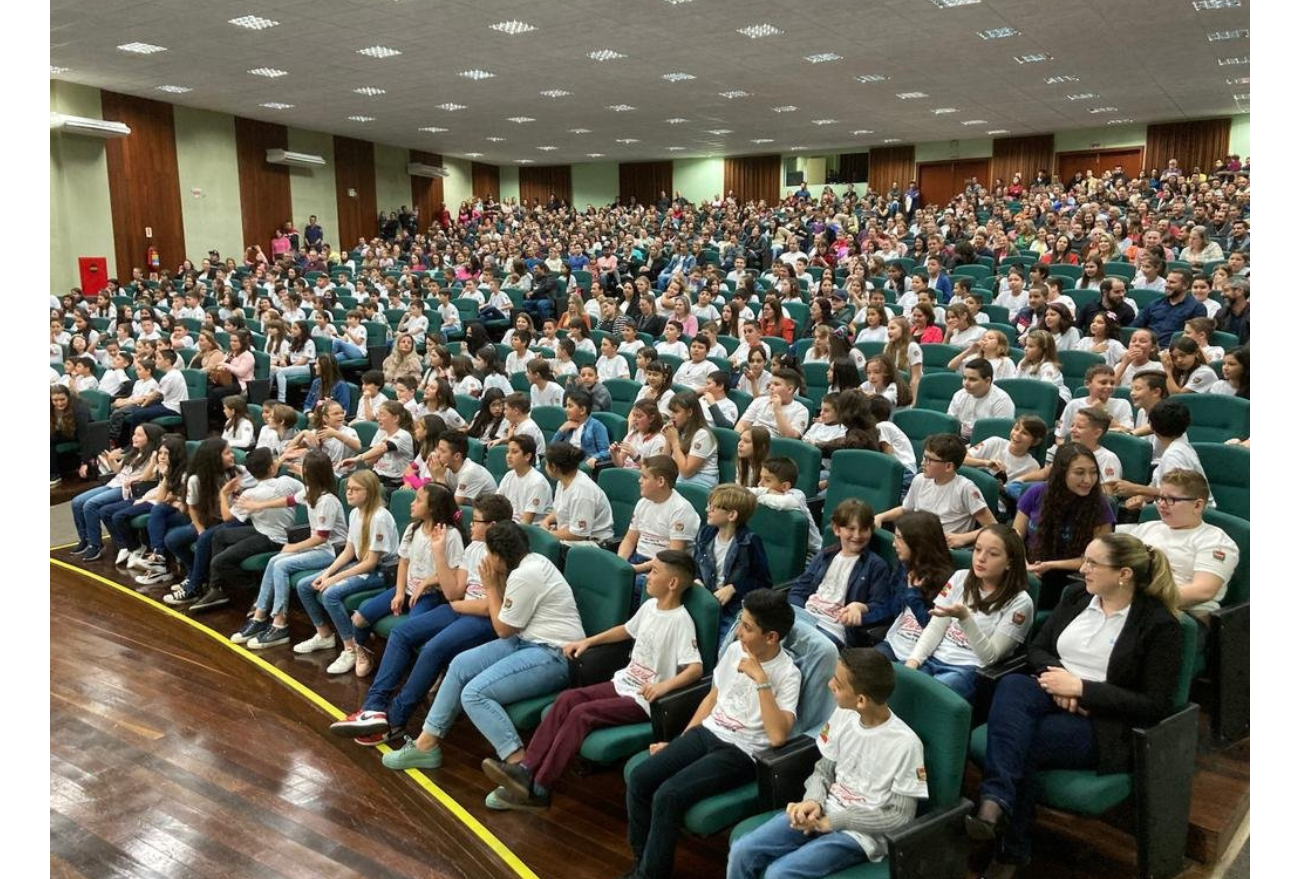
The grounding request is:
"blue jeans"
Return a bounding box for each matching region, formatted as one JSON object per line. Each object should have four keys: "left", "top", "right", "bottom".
{"left": 72, "top": 485, "right": 122, "bottom": 547}
{"left": 678, "top": 470, "right": 719, "bottom": 491}
{"left": 94, "top": 498, "right": 143, "bottom": 548}
{"left": 253, "top": 546, "right": 338, "bottom": 617}
{"left": 422, "top": 636, "right": 570, "bottom": 759}
{"left": 629, "top": 552, "right": 651, "bottom": 605}
{"left": 166, "top": 520, "right": 236, "bottom": 588}
{"left": 726, "top": 811, "right": 868, "bottom": 879}
{"left": 274, "top": 364, "right": 312, "bottom": 400}
{"left": 331, "top": 339, "right": 366, "bottom": 360}
{"left": 128, "top": 403, "right": 176, "bottom": 428}
{"left": 980, "top": 673, "right": 1099, "bottom": 863}
{"left": 147, "top": 505, "right": 188, "bottom": 553}
{"left": 362, "top": 605, "right": 496, "bottom": 728}
{"left": 107, "top": 502, "right": 154, "bottom": 551}
{"left": 294, "top": 569, "right": 386, "bottom": 641}
{"left": 915, "top": 655, "right": 980, "bottom": 703}
{"left": 352, "top": 586, "right": 444, "bottom": 645}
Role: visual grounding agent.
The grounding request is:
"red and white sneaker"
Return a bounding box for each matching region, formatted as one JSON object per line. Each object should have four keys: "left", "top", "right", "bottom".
{"left": 329, "top": 710, "right": 389, "bottom": 737}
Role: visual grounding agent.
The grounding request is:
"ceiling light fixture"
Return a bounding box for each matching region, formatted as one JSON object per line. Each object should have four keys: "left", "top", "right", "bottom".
{"left": 615, "top": 138, "right": 640, "bottom": 144}
{"left": 464, "top": 152, "right": 483, "bottom": 157}
{"left": 459, "top": 69, "right": 495, "bottom": 80}
{"left": 588, "top": 153, "right": 605, "bottom": 158}
{"left": 771, "top": 105, "right": 798, "bottom": 113}
{"left": 607, "top": 104, "right": 636, "bottom": 112}
{"left": 662, "top": 72, "right": 696, "bottom": 82}
{"left": 665, "top": 118, "right": 688, "bottom": 124}
{"left": 436, "top": 103, "right": 467, "bottom": 111}
{"left": 569, "top": 128, "right": 591, "bottom": 134}
{"left": 931, "top": 0, "right": 981, "bottom": 7}
{"left": 667, "top": 146, "right": 685, "bottom": 151}
{"left": 507, "top": 116, "right": 536, "bottom": 123}
{"left": 851, "top": 129, "right": 874, "bottom": 135}
{"left": 347, "top": 115, "right": 374, "bottom": 122}
{"left": 737, "top": 24, "right": 783, "bottom": 39}
{"left": 789, "top": 146, "right": 807, "bottom": 151}
{"left": 540, "top": 89, "right": 572, "bottom": 97}
{"left": 719, "top": 90, "right": 750, "bottom": 99}
{"left": 978, "top": 27, "right": 1019, "bottom": 39}
{"left": 486, "top": 136, "right": 505, "bottom": 142}
{"left": 751, "top": 138, "right": 774, "bottom": 143}
{"left": 489, "top": 20, "right": 537, "bottom": 34}
{"left": 856, "top": 74, "right": 889, "bottom": 83}
{"left": 1065, "top": 93, "right": 1099, "bottom": 100}
{"left": 229, "top": 15, "right": 279, "bottom": 30}
{"left": 1106, "top": 118, "right": 1134, "bottom": 125}
{"left": 1044, "top": 75, "right": 1079, "bottom": 83}
{"left": 537, "top": 146, "right": 557, "bottom": 151}
{"left": 706, "top": 129, "right": 732, "bottom": 135}
{"left": 155, "top": 85, "right": 192, "bottom": 93}
{"left": 932, "top": 107, "right": 957, "bottom": 114}
{"left": 118, "top": 42, "right": 167, "bottom": 54}
{"left": 662, "top": 0, "right": 694, "bottom": 4}
{"left": 353, "top": 86, "right": 386, "bottom": 96}
{"left": 1088, "top": 106, "right": 1119, "bottom": 113}
{"left": 248, "top": 67, "right": 288, "bottom": 78}
{"left": 515, "top": 159, "right": 534, "bottom": 164}
{"left": 882, "top": 138, "right": 902, "bottom": 143}
{"left": 1208, "top": 29, "right": 1249, "bottom": 41}
{"left": 1217, "top": 56, "right": 1249, "bottom": 65}
{"left": 357, "top": 46, "right": 401, "bottom": 58}
{"left": 1226, "top": 76, "right": 1249, "bottom": 85}
{"left": 961, "top": 119, "right": 988, "bottom": 125}
{"left": 1013, "top": 53, "right": 1053, "bottom": 64}
{"left": 260, "top": 102, "right": 293, "bottom": 110}
{"left": 896, "top": 92, "right": 928, "bottom": 99}
{"left": 418, "top": 126, "right": 448, "bottom": 133}
{"left": 1192, "top": 0, "right": 1241, "bottom": 10}
{"left": 986, "top": 128, "right": 1011, "bottom": 134}
{"left": 588, "top": 49, "right": 626, "bottom": 61}
{"left": 804, "top": 52, "right": 842, "bottom": 63}
{"left": 812, "top": 119, "right": 838, "bottom": 125}
{"left": 50, "top": 66, "right": 69, "bottom": 74}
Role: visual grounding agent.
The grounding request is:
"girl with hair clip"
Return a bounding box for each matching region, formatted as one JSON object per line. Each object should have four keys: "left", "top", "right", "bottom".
{"left": 449, "top": 355, "right": 482, "bottom": 398}
{"left": 1042, "top": 302, "right": 1080, "bottom": 351}
{"left": 735, "top": 424, "right": 772, "bottom": 489}
{"left": 1017, "top": 329, "right": 1068, "bottom": 403}
{"left": 108, "top": 434, "right": 188, "bottom": 567}
{"left": 221, "top": 396, "right": 256, "bottom": 451}
{"left": 862, "top": 355, "right": 914, "bottom": 407}
{"left": 664, "top": 390, "right": 720, "bottom": 488}
{"left": 1209, "top": 346, "right": 1248, "bottom": 399}
{"left": 877, "top": 510, "right": 955, "bottom": 665}
{"left": 71, "top": 423, "right": 164, "bottom": 563}
{"left": 1159, "top": 337, "right": 1217, "bottom": 395}
{"left": 910, "top": 302, "right": 944, "bottom": 344}
{"left": 1114, "top": 328, "right": 1162, "bottom": 389}
{"left": 474, "top": 345, "right": 515, "bottom": 396}
{"left": 739, "top": 346, "right": 773, "bottom": 398}
{"left": 1013, "top": 444, "right": 1115, "bottom": 609}
{"left": 902, "top": 524, "right": 1036, "bottom": 701}
{"left": 1075, "top": 310, "right": 1127, "bottom": 367}
{"left": 342, "top": 399, "right": 416, "bottom": 490}
{"left": 636, "top": 360, "right": 676, "bottom": 418}
{"left": 231, "top": 449, "right": 349, "bottom": 649}
{"left": 884, "top": 315, "right": 923, "bottom": 389}
{"left": 969, "top": 534, "right": 1182, "bottom": 876}
{"left": 633, "top": 347, "right": 659, "bottom": 384}
{"left": 612, "top": 399, "right": 668, "bottom": 471}
{"left": 467, "top": 388, "right": 509, "bottom": 443}
{"left": 293, "top": 469, "right": 400, "bottom": 676}
{"left": 303, "top": 352, "right": 350, "bottom": 413}
{"left": 425, "top": 376, "right": 468, "bottom": 431}
{"left": 827, "top": 357, "right": 863, "bottom": 395}
{"left": 827, "top": 327, "right": 867, "bottom": 372}
{"left": 854, "top": 303, "right": 890, "bottom": 344}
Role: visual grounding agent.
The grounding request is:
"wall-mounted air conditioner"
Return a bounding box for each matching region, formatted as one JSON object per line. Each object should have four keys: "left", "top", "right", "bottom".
{"left": 50, "top": 113, "right": 131, "bottom": 139}
{"left": 407, "top": 162, "right": 450, "bottom": 178}
{"left": 266, "top": 149, "right": 326, "bottom": 168}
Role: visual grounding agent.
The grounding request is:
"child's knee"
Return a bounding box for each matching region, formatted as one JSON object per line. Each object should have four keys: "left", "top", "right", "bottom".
{"left": 351, "top": 610, "right": 368, "bottom": 629}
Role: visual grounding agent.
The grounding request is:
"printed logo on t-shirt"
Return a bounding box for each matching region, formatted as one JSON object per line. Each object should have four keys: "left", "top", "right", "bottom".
{"left": 1213, "top": 549, "right": 1226, "bottom": 561}
{"left": 828, "top": 781, "right": 866, "bottom": 809}
{"left": 916, "top": 766, "right": 927, "bottom": 782}
{"left": 577, "top": 519, "right": 588, "bottom": 529}
{"left": 503, "top": 598, "right": 513, "bottom": 609}
{"left": 531, "top": 497, "right": 540, "bottom": 506}
{"left": 1103, "top": 466, "right": 1116, "bottom": 478}
{"left": 673, "top": 521, "right": 685, "bottom": 532}
{"left": 1012, "top": 611, "right": 1026, "bottom": 626}
{"left": 971, "top": 490, "right": 981, "bottom": 500}
{"left": 819, "top": 721, "right": 831, "bottom": 743}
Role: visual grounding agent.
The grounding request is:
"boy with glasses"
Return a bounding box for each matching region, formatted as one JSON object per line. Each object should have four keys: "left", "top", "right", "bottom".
{"left": 876, "top": 433, "right": 994, "bottom": 548}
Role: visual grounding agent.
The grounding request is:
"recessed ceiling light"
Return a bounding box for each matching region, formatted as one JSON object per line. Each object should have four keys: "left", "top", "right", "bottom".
{"left": 1044, "top": 75, "right": 1079, "bottom": 83}
{"left": 540, "top": 89, "right": 572, "bottom": 97}
{"left": 50, "top": 66, "right": 69, "bottom": 74}
{"left": 460, "top": 69, "right": 495, "bottom": 80}
{"left": 896, "top": 92, "right": 928, "bottom": 99}
{"left": 357, "top": 46, "right": 401, "bottom": 59}
{"left": 961, "top": 119, "right": 988, "bottom": 125}
{"left": 436, "top": 103, "right": 467, "bottom": 111}
{"left": 1217, "top": 56, "right": 1249, "bottom": 65}
{"left": 515, "top": 159, "right": 534, "bottom": 164}
{"left": 851, "top": 129, "right": 874, "bottom": 135}
{"left": 856, "top": 74, "right": 889, "bottom": 83}
{"left": 1106, "top": 118, "right": 1134, "bottom": 125}
{"left": 1013, "top": 53, "right": 1053, "bottom": 64}
{"left": 882, "top": 138, "right": 901, "bottom": 143}
{"left": 772, "top": 105, "right": 798, "bottom": 113}
{"left": 1233, "top": 93, "right": 1250, "bottom": 102}
{"left": 569, "top": 128, "right": 591, "bottom": 134}
{"left": 1065, "top": 93, "right": 1099, "bottom": 100}
{"left": 719, "top": 90, "right": 750, "bottom": 99}
{"left": 706, "top": 129, "right": 732, "bottom": 135}
{"left": 118, "top": 42, "right": 167, "bottom": 54}
{"left": 347, "top": 115, "right": 374, "bottom": 123}
{"left": 789, "top": 146, "right": 807, "bottom": 151}
{"left": 978, "top": 27, "right": 1020, "bottom": 40}
{"left": 931, "top": 0, "right": 981, "bottom": 7}
{"left": 812, "top": 119, "right": 838, "bottom": 125}
{"left": 662, "top": 72, "right": 696, "bottom": 82}
{"left": 155, "top": 85, "right": 192, "bottom": 94}
{"left": 1088, "top": 106, "right": 1119, "bottom": 113}
{"left": 1193, "top": 0, "right": 1241, "bottom": 10}
{"left": 607, "top": 104, "right": 636, "bottom": 112}
{"left": 986, "top": 129, "right": 1011, "bottom": 134}
{"left": 353, "top": 86, "right": 386, "bottom": 96}
{"left": 1208, "top": 29, "right": 1249, "bottom": 41}
{"left": 736, "top": 24, "right": 783, "bottom": 39}
{"left": 1226, "top": 76, "right": 1250, "bottom": 85}
{"left": 486, "top": 136, "right": 505, "bottom": 142}
{"left": 664, "top": 118, "right": 688, "bottom": 124}
{"left": 932, "top": 107, "right": 957, "bottom": 114}
{"left": 248, "top": 67, "right": 288, "bottom": 78}
{"left": 662, "top": 0, "right": 693, "bottom": 4}
{"left": 507, "top": 116, "right": 536, "bottom": 123}
{"left": 537, "top": 146, "right": 557, "bottom": 151}
{"left": 229, "top": 15, "right": 279, "bottom": 30}
{"left": 588, "top": 153, "right": 605, "bottom": 158}
{"left": 804, "top": 52, "right": 842, "bottom": 63}
{"left": 489, "top": 20, "right": 537, "bottom": 35}
{"left": 260, "top": 102, "right": 293, "bottom": 110}
{"left": 588, "top": 49, "right": 626, "bottom": 61}
{"left": 418, "top": 126, "right": 448, "bottom": 133}
{"left": 667, "top": 146, "right": 685, "bottom": 151}
{"left": 463, "top": 152, "right": 483, "bottom": 158}
{"left": 751, "top": 138, "right": 774, "bottom": 143}
{"left": 615, "top": 138, "right": 639, "bottom": 144}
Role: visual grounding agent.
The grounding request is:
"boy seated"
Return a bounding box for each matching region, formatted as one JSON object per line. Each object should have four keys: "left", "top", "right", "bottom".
{"left": 876, "top": 433, "right": 995, "bottom": 548}
{"left": 751, "top": 457, "right": 823, "bottom": 560}
{"left": 500, "top": 392, "right": 547, "bottom": 454}
{"left": 702, "top": 370, "right": 740, "bottom": 428}
{"left": 429, "top": 432, "right": 498, "bottom": 505}
{"left": 726, "top": 649, "right": 927, "bottom": 879}
{"left": 626, "top": 589, "right": 801, "bottom": 879}
{"left": 963, "top": 415, "right": 1048, "bottom": 505}
{"left": 1112, "top": 399, "right": 1215, "bottom": 510}
{"left": 496, "top": 435, "right": 552, "bottom": 524}
{"left": 946, "top": 358, "right": 1015, "bottom": 440}
{"left": 654, "top": 321, "right": 689, "bottom": 359}
{"left": 1056, "top": 364, "right": 1134, "bottom": 443}
{"left": 736, "top": 368, "right": 810, "bottom": 438}
{"left": 618, "top": 456, "right": 702, "bottom": 598}
{"left": 788, "top": 499, "right": 894, "bottom": 648}
{"left": 352, "top": 369, "right": 388, "bottom": 424}
{"left": 694, "top": 484, "right": 773, "bottom": 643}
{"left": 480, "top": 550, "right": 704, "bottom": 811}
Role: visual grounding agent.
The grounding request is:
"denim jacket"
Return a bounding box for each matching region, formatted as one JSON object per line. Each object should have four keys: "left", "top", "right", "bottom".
{"left": 788, "top": 544, "right": 897, "bottom": 647}
{"left": 551, "top": 417, "right": 610, "bottom": 464}
{"left": 694, "top": 524, "right": 773, "bottom": 614}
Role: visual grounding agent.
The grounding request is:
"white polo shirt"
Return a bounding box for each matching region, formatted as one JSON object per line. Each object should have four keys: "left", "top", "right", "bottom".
{"left": 630, "top": 491, "right": 701, "bottom": 557}
{"left": 449, "top": 459, "right": 498, "bottom": 501}
{"left": 901, "top": 474, "right": 989, "bottom": 536}
{"left": 947, "top": 385, "right": 1015, "bottom": 437}
{"left": 1117, "top": 519, "right": 1239, "bottom": 612}
{"left": 498, "top": 554, "right": 587, "bottom": 647}
{"left": 739, "top": 396, "right": 810, "bottom": 435}
{"left": 498, "top": 467, "right": 553, "bottom": 522}
{"left": 552, "top": 470, "right": 615, "bottom": 541}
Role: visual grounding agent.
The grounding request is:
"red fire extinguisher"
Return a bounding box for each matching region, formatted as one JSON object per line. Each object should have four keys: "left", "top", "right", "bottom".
{"left": 146, "top": 246, "right": 160, "bottom": 271}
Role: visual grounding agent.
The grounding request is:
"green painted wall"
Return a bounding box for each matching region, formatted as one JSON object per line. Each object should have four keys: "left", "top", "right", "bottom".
{"left": 572, "top": 161, "right": 618, "bottom": 209}
{"left": 173, "top": 106, "right": 243, "bottom": 262}
{"left": 374, "top": 143, "right": 410, "bottom": 214}
{"left": 914, "top": 138, "right": 996, "bottom": 163}
{"left": 443, "top": 156, "right": 472, "bottom": 209}
{"left": 1228, "top": 113, "right": 1250, "bottom": 156}
{"left": 673, "top": 157, "right": 724, "bottom": 203}
{"left": 1053, "top": 124, "right": 1145, "bottom": 153}
{"left": 499, "top": 166, "right": 520, "bottom": 203}
{"left": 286, "top": 128, "right": 338, "bottom": 244}
{"left": 50, "top": 81, "right": 114, "bottom": 293}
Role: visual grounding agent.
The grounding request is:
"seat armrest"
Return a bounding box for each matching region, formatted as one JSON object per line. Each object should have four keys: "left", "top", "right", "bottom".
{"left": 754, "top": 736, "right": 820, "bottom": 809}
{"left": 569, "top": 641, "right": 634, "bottom": 688}
{"left": 1208, "top": 601, "right": 1249, "bottom": 741}
{"left": 1132, "top": 704, "right": 1199, "bottom": 879}
{"left": 884, "top": 799, "right": 973, "bottom": 879}
{"left": 975, "top": 653, "right": 1029, "bottom": 684}
{"left": 649, "top": 678, "right": 712, "bottom": 741}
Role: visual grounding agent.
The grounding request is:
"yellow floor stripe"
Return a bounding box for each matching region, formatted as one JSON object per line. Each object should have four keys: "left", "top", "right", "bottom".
{"left": 50, "top": 554, "right": 540, "bottom": 879}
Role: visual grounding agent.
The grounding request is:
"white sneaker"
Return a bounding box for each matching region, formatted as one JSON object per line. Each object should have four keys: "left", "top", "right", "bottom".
{"left": 293, "top": 632, "right": 337, "bottom": 655}
{"left": 327, "top": 648, "right": 357, "bottom": 675}
{"left": 115, "top": 548, "right": 131, "bottom": 566}
{"left": 126, "top": 548, "right": 149, "bottom": 570}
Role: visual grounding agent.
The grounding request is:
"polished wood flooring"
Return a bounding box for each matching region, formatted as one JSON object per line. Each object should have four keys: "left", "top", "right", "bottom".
{"left": 51, "top": 548, "right": 1247, "bottom": 879}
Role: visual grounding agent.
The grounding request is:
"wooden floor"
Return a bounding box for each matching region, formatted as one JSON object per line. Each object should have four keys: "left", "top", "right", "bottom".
{"left": 51, "top": 546, "right": 1248, "bottom": 879}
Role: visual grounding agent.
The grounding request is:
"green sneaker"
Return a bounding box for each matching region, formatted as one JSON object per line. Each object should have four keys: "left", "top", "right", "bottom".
{"left": 381, "top": 739, "right": 442, "bottom": 771}
{"left": 485, "top": 785, "right": 550, "bottom": 812}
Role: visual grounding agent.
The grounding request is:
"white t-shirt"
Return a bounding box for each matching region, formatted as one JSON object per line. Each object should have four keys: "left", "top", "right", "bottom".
{"left": 531, "top": 381, "right": 565, "bottom": 409}
{"left": 1207, "top": 379, "right": 1240, "bottom": 397}
{"left": 883, "top": 602, "right": 928, "bottom": 661}
{"left": 929, "top": 570, "right": 1035, "bottom": 667}
{"left": 655, "top": 340, "right": 689, "bottom": 359}
{"left": 597, "top": 355, "right": 631, "bottom": 381}
{"left": 460, "top": 540, "right": 489, "bottom": 600}
{"left": 552, "top": 471, "right": 615, "bottom": 541}
{"left": 877, "top": 421, "right": 916, "bottom": 472}
{"left": 855, "top": 325, "right": 888, "bottom": 344}
{"left": 622, "top": 431, "right": 669, "bottom": 468}
{"left": 966, "top": 436, "right": 1038, "bottom": 481}
{"left": 499, "top": 467, "right": 554, "bottom": 522}
{"left": 371, "top": 428, "right": 414, "bottom": 478}
{"left": 675, "top": 359, "right": 714, "bottom": 390}
{"left": 1073, "top": 337, "right": 1128, "bottom": 368}
{"left": 347, "top": 507, "right": 399, "bottom": 563}
{"left": 398, "top": 524, "right": 465, "bottom": 597}
{"left": 702, "top": 396, "right": 739, "bottom": 428}
{"left": 256, "top": 425, "right": 292, "bottom": 456}
{"left": 817, "top": 708, "right": 929, "bottom": 860}
{"left": 703, "top": 641, "right": 802, "bottom": 757}
{"left": 454, "top": 375, "right": 483, "bottom": 398}
{"left": 948, "top": 324, "right": 984, "bottom": 349}
{"left": 157, "top": 369, "right": 188, "bottom": 413}
{"left": 1117, "top": 520, "right": 1239, "bottom": 612}
{"left": 739, "top": 397, "right": 810, "bottom": 435}
{"left": 902, "top": 474, "right": 989, "bottom": 536}
{"left": 946, "top": 386, "right": 1015, "bottom": 437}
{"left": 505, "top": 350, "right": 532, "bottom": 375}
{"left": 1179, "top": 365, "right": 1218, "bottom": 394}
{"left": 222, "top": 420, "right": 256, "bottom": 450}
{"left": 683, "top": 427, "right": 720, "bottom": 482}
{"left": 803, "top": 552, "right": 859, "bottom": 644}
{"left": 630, "top": 491, "right": 701, "bottom": 557}
{"left": 1057, "top": 396, "right": 1135, "bottom": 440}
{"left": 1150, "top": 437, "right": 1213, "bottom": 505}
{"left": 498, "top": 554, "right": 587, "bottom": 647}
{"left": 614, "top": 601, "right": 703, "bottom": 713}
{"left": 804, "top": 421, "right": 847, "bottom": 444}
{"left": 300, "top": 489, "right": 348, "bottom": 549}
{"left": 233, "top": 475, "right": 302, "bottom": 543}
{"left": 449, "top": 459, "right": 498, "bottom": 501}
{"left": 318, "top": 425, "right": 360, "bottom": 474}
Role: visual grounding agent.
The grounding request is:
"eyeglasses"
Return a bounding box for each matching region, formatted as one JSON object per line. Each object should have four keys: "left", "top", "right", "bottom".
{"left": 922, "top": 454, "right": 947, "bottom": 465}
{"left": 1079, "top": 557, "right": 1117, "bottom": 571}
{"left": 1154, "top": 495, "right": 1198, "bottom": 506}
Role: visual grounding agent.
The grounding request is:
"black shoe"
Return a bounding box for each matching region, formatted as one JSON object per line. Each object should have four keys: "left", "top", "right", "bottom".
{"left": 80, "top": 546, "right": 105, "bottom": 563}
{"left": 481, "top": 757, "right": 534, "bottom": 800}
{"left": 190, "top": 586, "right": 229, "bottom": 612}
{"left": 966, "top": 800, "right": 1010, "bottom": 842}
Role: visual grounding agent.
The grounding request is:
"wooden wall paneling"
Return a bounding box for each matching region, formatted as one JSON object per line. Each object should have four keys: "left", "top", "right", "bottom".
{"left": 99, "top": 91, "right": 186, "bottom": 279}
{"left": 916, "top": 159, "right": 989, "bottom": 207}
{"left": 838, "top": 152, "right": 870, "bottom": 183}
{"left": 1056, "top": 148, "right": 1145, "bottom": 186}
{"left": 1145, "top": 119, "right": 1231, "bottom": 177}
{"left": 868, "top": 146, "right": 916, "bottom": 196}
{"left": 471, "top": 162, "right": 500, "bottom": 201}
{"left": 333, "top": 136, "right": 377, "bottom": 250}
{"left": 409, "top": 150, "right": 444, "bottom": 233}
{"left": 518, "top": 165, "right": 573, "bottom": 207}
{"left": 723, "top": 154, "right": 781, "bottom": 205}
{"left": 233, "top": 117, "right": 291, "bottom": 257}
{"left": 990, "top": 135, "right": 1055, "bottom": 190}
{"left": 618, "top": 161, "right": 673, "bottom": 207}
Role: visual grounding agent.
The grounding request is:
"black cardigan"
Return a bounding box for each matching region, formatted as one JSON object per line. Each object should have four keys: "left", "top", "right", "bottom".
{"left": 1028, "top": 583, "right": 1182, "bottom": 775}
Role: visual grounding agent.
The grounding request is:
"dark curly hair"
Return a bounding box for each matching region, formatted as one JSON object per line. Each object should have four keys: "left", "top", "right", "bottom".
{"left": 1028, "top": 443, "right": 1106, "bottom": 563}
